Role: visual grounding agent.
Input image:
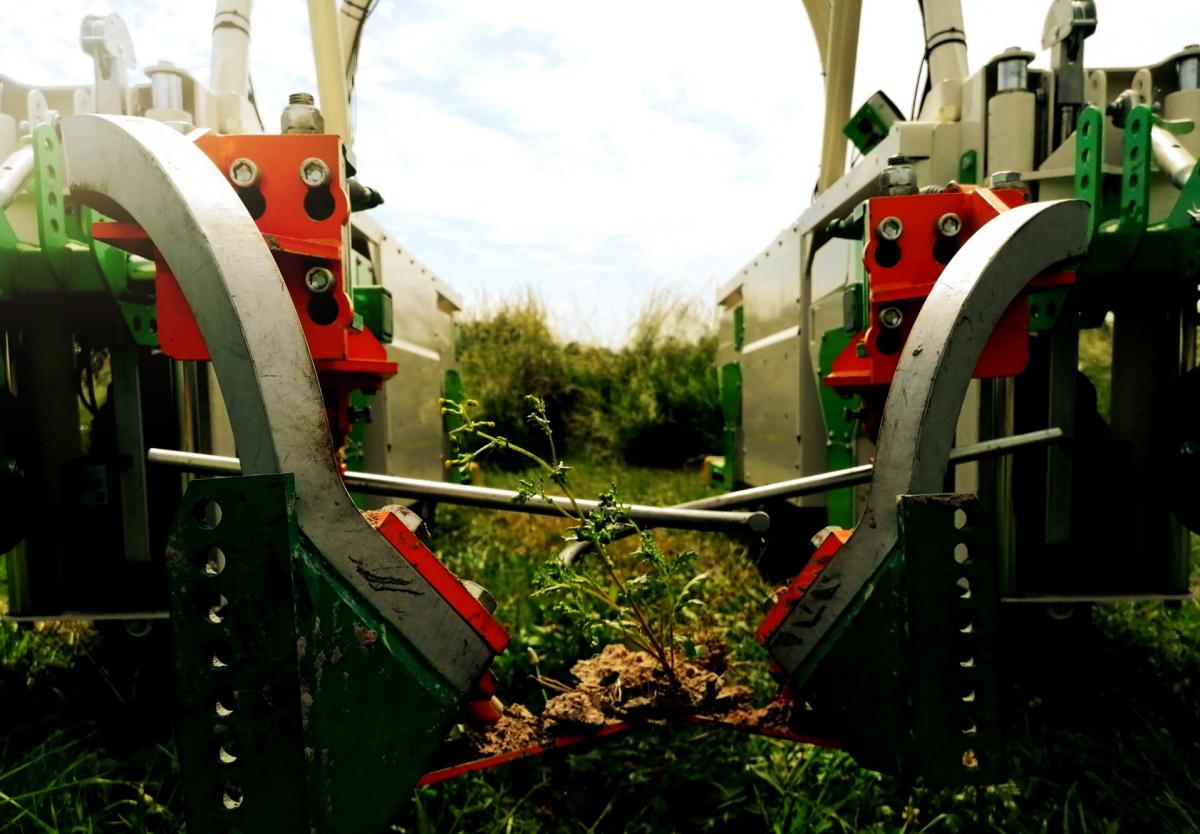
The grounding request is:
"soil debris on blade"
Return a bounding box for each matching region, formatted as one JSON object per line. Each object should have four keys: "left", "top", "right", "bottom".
{"left": 441, "top": 642, "right": 794, "bottom": 764}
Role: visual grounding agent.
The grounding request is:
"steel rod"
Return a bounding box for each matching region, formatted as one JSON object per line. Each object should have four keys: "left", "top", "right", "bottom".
{"left": 0, "top": 145, "right": 34, "bottom": 209}
{"left": 686, "top": 426, "right": 1064, "bottom": 511}
{"left": 146, "top": 448, "right": 771, "bottom": 534}
{"left": 558, "top": 427, "right": 1063, "bottom": 563}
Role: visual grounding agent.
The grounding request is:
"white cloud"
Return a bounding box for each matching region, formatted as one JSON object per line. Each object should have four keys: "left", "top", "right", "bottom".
{"left": 3, "top": 1, "right": 1197, "bottom": 344}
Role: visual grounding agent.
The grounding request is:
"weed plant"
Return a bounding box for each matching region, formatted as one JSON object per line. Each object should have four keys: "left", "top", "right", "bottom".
{"left": 443, "top": 395, "right": 711, "bottom": 687}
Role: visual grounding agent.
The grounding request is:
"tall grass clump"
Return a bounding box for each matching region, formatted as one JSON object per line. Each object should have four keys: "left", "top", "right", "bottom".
{"left": 602, "top": 290, "right": 722, "bottom": 467}
{"left": 458, "top": 289, "right": 721, "bottom": 468}
{"left": 456, "top": 292, "right": 579, "bottom": 462}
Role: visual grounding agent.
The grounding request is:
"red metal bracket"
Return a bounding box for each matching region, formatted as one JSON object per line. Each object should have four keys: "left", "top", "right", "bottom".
{"left": 825, "top": 188, "right": 1073, "bottom": 392}
{"left": 756, "top": 528, "right": 851, "bottom": 645}
{"left": 363, "top": 510, "right": 510, "bottom": 655}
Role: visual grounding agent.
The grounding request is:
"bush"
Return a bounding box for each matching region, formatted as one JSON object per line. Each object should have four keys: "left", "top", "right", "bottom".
{"left": 456, "top": 292, "right": 580, "bottom": 464}
{"left": 457, "top": 289, "right": 721, "bottom": 468}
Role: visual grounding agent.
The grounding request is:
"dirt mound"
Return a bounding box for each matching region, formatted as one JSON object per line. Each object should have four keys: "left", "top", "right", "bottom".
{"left": 443, "top": 643, "right": 793, "bottom": 766}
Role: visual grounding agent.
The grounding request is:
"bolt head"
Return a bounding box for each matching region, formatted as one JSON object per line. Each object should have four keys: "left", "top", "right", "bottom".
{"left": 880, "top": 158, "right": 918, "bottom": 195}
{"left": 879, "top": 306, "right": 904, "bottom": 329}
{"left": 379, "top": 504, "right": 430, "bottom": 540}
{"left": 937, "top": 212, "right": 963, "bottom": 237}
{"left": 304, "top": 266, "right": 335, "bottom": 293}
{"left": 877, "top": 216, "right": 904, "bottom": 241}
{"left": 300, "top": 157, "right": 331, "bottom": 188}
{"left": 228, "top": 158, "right": 259, "bottom": 188}
{"left": 989, "top": 170, "right": 1023, "bottom": 189}
{"left": 462, "top": 580, "right": 498, "bottom": 615}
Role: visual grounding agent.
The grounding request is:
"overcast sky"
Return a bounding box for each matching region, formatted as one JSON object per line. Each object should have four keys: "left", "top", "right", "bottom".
{"left": 4, "top": 1, "right": 1196, "bottom": 344}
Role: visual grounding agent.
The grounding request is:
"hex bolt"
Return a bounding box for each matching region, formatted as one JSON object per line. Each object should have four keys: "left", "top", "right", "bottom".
{"left": 462, "top": 580, "right": 498, "bottom": 615}
{"left": 879, "top": 306, "right": 904, "bottom": 329}
{"left": 989, "top": 170, "right": 1024, "bottom": 190}
{"left": 937, "top": 212, "right": 963, "bottom": 237}
{"left": 300, "top": 157, "right": 331, "bottom": 188}
{"left": 379, "top": 504, "right": 430, "bottom": 541}
{"left": 880, "top": 155, "right": 919, "bottom": 196}
{"left": 304, "top": 266, "right": 334, "bottom": 293}
{"left": 877, "top": 216, "right": 904, "bottom": 241}
{"left": 228, "top": 157, "right": 259, "bottom": 188}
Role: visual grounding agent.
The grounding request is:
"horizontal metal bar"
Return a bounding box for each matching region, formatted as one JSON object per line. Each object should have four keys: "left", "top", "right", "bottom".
{"left": 146, "top": 448, "right": 770, "bottom": 534}
{"left": 558, "top": 427, "right": 1063, "bottom": 564}
{"left": 683, "top": 427, "right": 1064, "bottom": 511}
{"left": 0, "top": 144, "right": 34, "bottom": 209}
{"left": 2, "top": 610, "right": 171, "bottom": 623}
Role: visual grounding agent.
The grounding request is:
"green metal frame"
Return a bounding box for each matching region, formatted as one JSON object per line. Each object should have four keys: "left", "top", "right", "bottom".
{"left": 958, "top": 149, "right": 979, "bottom": 186}
{"left": 351, "top": 285, "right": 394, "bottom": 343}
{"left": 716, "top": 361, "right": 741, "bottom": 489}
{"left": 816, "top": 328, "right": 859, "bottom": 527}
{"left": 166, "top": 474, "right": 464, "bottom": 833}
{"left": 0, "top": 123, "right": 157, "bottom": 346}
{"left": 795, "top": 494, "right": 1003, "bottom": 785}
{"left": 442, "top": 367, "right": 471, "bottom": 484}
{"left": 1075, "top": 103, "right": 1200, "bottom": 276}
{"left": 842, "top": 92, "right": 903, "bottom": 156}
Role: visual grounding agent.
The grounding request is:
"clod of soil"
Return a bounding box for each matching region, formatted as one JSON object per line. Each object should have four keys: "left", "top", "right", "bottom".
{"left": 438, "top": 643, "right": 795, "bottom": 767}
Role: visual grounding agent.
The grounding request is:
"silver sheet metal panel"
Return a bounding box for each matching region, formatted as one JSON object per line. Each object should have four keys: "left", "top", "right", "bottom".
{"left": 352, "top": 213, "right": 460, "bottom": 490}
{"left": 725, "top": 225, "right": 803, "bottom": 489}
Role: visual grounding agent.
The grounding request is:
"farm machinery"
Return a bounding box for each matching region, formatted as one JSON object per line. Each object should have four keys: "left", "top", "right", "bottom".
{"left": 714, "top": 0, "right": 1200, "bottom": 785}
{"left": 0, "top": 0, "right": 1197, "bottom": 830}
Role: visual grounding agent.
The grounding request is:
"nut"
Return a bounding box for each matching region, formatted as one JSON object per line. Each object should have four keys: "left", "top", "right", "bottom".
{"left": 281, "top": 92, "right": 325, "bottom": 135}
{"left": 879, "top": 306, "right": 904, "bottom": 329}
{"left": 936, "top": 212, "right": 962, "bottom": 237}
{"left": 876, "top": 216, "right": 904, "bottom": 241}
{"left": 304, "top": 266, "right": 334, "bottom": 293}
{"left": 300, "top": 157, "right": 331, "bottom": 188}
{"left": 880, "top": 156, "right": 918, "bottom": 196}
{"left": 228, "top": 157, "right": 259, "bottom": 188}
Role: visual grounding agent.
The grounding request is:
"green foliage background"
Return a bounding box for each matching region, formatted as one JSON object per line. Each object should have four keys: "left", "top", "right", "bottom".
{"left": 457, "top": 291, "right": 723, "bottom": 467}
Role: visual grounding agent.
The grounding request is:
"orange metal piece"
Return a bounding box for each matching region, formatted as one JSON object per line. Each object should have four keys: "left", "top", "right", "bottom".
{"left": 93, "top": 133, "right": 396, "bottom": 450}
{"left": 755, "top": 527, "right": 852, "bottom": 645}
{"left": 824, "top": 188, "right": 1073, "bottom": 391}
{"left": 362, "top": 509, "right": 510, "bottom": 655}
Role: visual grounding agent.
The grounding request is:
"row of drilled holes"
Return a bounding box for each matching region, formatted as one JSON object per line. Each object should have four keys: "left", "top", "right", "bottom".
{"left": 952, "top": 507, "right": 980, "bottom": 771}
{"left": 194, "top": 499, "right": 245, "bottom": 813}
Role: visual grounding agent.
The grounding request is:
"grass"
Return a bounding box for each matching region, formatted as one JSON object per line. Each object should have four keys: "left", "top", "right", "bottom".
{"left": 0, "top": 584, "right": 182, "bottom": 832}
{"left": 391, "top": 459, "right": 1200, "bottom": 834}
{"left": 3, "top": 299, "right": 1199, "bottom": 831}
{"left": 3, "top": 463, "right": 1200, "bottom": 832}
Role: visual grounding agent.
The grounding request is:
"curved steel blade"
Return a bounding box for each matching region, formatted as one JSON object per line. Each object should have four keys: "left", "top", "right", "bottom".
{"left": 62, "top": 114, "right": 491, "bottom": 690}
{"left": 766, "top": 199, "right": 1090, "bottom": 680}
